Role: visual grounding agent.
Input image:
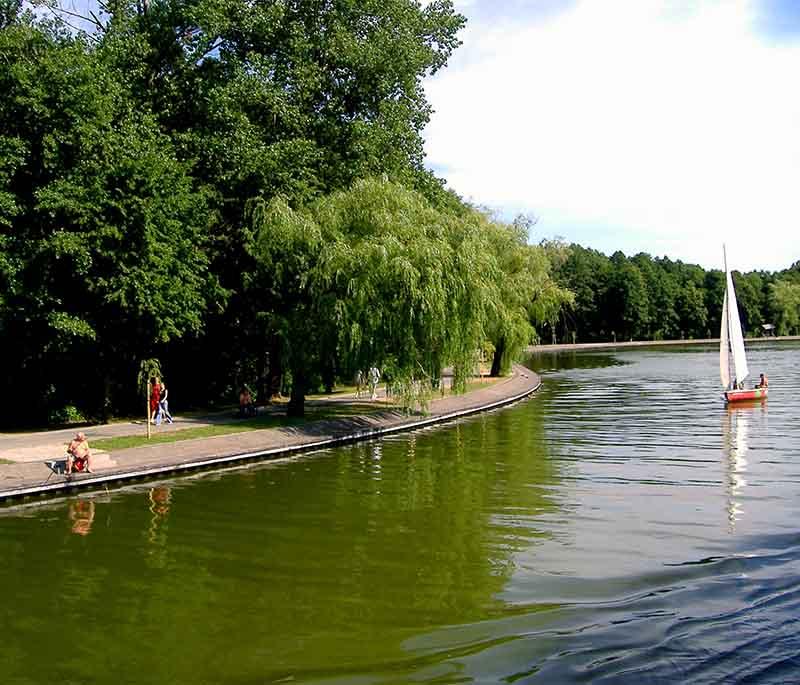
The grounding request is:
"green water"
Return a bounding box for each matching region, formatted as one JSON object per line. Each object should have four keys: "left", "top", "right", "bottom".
{"left": 3, "top": 342, "right": 800, "bottom": 684}
{"left": 0, "top": 401, "right": 558, "bottom": 684}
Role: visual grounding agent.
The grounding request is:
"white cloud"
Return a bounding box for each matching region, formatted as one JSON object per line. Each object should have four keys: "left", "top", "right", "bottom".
{"left": 424, "top": 0, "right": 800, "bottom": 271}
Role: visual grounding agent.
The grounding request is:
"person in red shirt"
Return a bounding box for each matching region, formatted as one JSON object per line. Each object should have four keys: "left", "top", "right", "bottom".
{"left": 150, "top": 377, "right": 161, "bottom": 424}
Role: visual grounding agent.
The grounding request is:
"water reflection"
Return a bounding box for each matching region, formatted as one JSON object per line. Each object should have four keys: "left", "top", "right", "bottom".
{"left": 3, "top": 343, "right": 797, "bottom": 684}
{"left": 526, "top": 351, "right": 629, "bottom": 373}
{"left": 68, "top": 498, "right": 95, "bottom": 537}
{"left": 149, "top": 485, "right": 172, "bottom": 518}
{"left": 721, "top": 401, "right": 766, "bottom": 530}
{"left": 146, "top": 485, "right": 172, "bottom": 566}
{"left": 722, "top": 408, "right": 748, "bottom": 529}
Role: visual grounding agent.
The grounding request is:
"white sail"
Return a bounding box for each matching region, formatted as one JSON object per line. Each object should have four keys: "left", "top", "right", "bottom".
{"left": 726, "top": 268, "right": 749, "bottom": 385}
{"left": 720, "top": 290, "right": 730, "bottom": 389}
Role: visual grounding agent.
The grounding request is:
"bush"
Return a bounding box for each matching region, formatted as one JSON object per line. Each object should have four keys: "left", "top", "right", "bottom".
{"left": 48, "top": 405, "right": 87, "bottom": 426}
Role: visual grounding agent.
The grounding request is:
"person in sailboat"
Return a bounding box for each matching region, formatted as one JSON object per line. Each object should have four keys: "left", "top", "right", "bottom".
{"left": 757, "top": 373, "right": 768, "bottom": 388}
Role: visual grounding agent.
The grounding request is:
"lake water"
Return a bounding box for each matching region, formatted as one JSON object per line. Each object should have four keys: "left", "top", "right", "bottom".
{"left": 1, "top": 342, "right": 798, "bottom": 684}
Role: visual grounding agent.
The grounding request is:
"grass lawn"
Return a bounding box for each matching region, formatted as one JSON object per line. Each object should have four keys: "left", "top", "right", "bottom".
{"left": 465, "top": 375, "right": 503, "bottom": 390}
{"left": 92, "top": 402, "right": 386, "bottom": 452}
{"left": 0, "top": 458, "right": 13, "bottom": 465}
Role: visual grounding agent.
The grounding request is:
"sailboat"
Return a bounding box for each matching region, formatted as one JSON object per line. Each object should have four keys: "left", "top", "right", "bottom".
{"left": 720, "top": 246, "right": 767, "bottom": 403}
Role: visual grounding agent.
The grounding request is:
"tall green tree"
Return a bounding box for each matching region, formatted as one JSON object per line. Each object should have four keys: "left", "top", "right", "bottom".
{"left": 95, "top": 0, "right": 467, "bottom": 407}
{"left": 0, "top": 20, "right": 219, "bottom": 422}
{"left": 606, "top": 252, "right": 650, "bottom": 341}
{"left": 246, "top": 178, "right": 493, "bottom": 415}
{"left": 734, "top": 271, "right": 765, "bottom": 336}
{"left": 0, "top": 0, "right": 20, "bottom": 29}
{"left": 767, "top": 279, "right": 800, "bottom": 335}
{"left": 483, "top": 217, "right": 572, "bottom": 374}
{"left": 551, "top": 244, "right": 611, "bottom": 342}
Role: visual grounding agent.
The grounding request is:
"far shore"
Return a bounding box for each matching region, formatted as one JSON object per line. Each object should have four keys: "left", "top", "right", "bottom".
{"left": 527, "top": 335, "right": 800, "bottom": 353}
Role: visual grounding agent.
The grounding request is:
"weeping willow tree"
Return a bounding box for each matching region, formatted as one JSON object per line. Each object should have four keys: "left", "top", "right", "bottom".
{"left": 246, "top": 178, "right": 494, "bottom": 415}
{"left": 312, "top": 179, "right": 495, "bottom": 395}
{"left": 481, "top": 215, "right": 574, "bottom": 376}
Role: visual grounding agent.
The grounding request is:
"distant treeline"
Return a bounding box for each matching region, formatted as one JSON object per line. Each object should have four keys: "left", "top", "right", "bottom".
{"left": 548, "top": 245, "right": 800, "bottom": 344}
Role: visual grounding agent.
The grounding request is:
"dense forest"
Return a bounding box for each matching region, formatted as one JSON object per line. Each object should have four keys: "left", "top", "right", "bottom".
{"left": 0, "top": 0, "right": 571, "bottom": 427}
{"left": 1, "top": 1, "right": 798, "bottom": 429}
{"left": 547, "top": 245, "right": 800, "bottom": 344}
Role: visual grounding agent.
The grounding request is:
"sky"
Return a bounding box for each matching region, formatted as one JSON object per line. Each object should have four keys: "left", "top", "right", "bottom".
{"left": 422, "top": 0, "right": 800, "bottom": 272}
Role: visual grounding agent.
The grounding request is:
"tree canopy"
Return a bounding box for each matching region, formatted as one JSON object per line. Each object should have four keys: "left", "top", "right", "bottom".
{"left": 0, "top": 1, "right": 575, "bottom": 426}
{"left": 3, "top": 2, "right": 796, "bottom": 429}
{"left": 246, "top": 178, "right": 570, "bottom": 414}
{"left": 549, "top": 246, "right": 799, "bottom": 343}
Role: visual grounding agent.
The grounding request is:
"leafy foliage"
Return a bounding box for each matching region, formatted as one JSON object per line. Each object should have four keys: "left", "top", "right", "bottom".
{"left": 551, "top": 247, "right": 798, "bottom": 343}
{"left": 246, "top": 178, "right": 496, "bottom": 414}
{"left": 12, "top": 0, "right": 800, "bottom": 431}
{"left": 768, "top": 280, "right": 800, "bottom": 335}
{"left": 3, "top": 2, "right": 479, "bottom": 425}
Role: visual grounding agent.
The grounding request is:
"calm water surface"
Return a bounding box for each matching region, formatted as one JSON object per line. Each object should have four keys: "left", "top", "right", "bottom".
{"left": 2, "top": 342, "right": 799, "bottom": 684}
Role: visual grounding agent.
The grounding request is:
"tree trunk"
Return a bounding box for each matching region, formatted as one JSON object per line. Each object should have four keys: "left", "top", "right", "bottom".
{"left": 490, "top": 337, "right": 506, "bottom": 377}
{"left": 287, "top": 369, "right": 306, "bottom": 417}
{"left": 267, "top": 333, "right": 283, "bottom": 399}
{"left": 322, "top": 351, "right": 335, "bottom": 394}
{"left": 256, "top": 343, "right": 268, "bottom": 406}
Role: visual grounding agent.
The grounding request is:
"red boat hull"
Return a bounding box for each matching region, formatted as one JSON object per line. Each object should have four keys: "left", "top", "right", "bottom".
{"left": 724, "top": 388, "right": 768, "bottom": 402}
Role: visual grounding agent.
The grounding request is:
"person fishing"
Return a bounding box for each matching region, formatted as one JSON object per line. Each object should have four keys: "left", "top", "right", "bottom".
{"left": 66, "top": 432, "right": 93, "bottom": 475}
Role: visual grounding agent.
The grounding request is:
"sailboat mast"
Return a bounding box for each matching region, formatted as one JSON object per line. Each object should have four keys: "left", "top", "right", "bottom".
{"left": 723, "top": 244, "right": 733, "bottom": 387}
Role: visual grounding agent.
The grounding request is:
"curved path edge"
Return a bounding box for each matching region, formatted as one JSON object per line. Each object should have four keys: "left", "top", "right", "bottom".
{"left": 0, "top": 365, "right": 540, "bottom": 504}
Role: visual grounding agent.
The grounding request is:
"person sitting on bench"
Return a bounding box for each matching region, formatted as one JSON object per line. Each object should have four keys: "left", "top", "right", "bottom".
{"left": 66, "top": 432, "right": 93, "bottom": 475}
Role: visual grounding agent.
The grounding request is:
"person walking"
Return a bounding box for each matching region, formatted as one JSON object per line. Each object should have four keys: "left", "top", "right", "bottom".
{"left": 368, "top": 366, "right": 381, "bottom": 400}
{"left": 157, "top": 382, "right": 174, "bottom": 425}
{"left": 150, "top": 377, "right": 161, "bottom": 424}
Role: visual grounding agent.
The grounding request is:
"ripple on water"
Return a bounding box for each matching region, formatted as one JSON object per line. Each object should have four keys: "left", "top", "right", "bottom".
{"left": 0, "top": 343, "right": 799, "bottom": 684}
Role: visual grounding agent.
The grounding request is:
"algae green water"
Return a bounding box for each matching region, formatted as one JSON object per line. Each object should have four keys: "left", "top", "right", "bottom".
{"left": 1, "top": 342, "right": 799, "bottom": 683}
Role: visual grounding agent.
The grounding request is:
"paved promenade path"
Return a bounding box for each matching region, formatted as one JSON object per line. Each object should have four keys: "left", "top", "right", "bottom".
{"left": 0, "top": 365, "right": 540, "bottom": 502}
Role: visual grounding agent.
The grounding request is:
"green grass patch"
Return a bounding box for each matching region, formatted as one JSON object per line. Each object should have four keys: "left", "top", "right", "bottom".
{"left": 464, "top": 376, "right": 503, "bottom": 390}
{"left": 92, "top": 402, "right": 386, "bottom": 452}
{"left": 304, "top": 385, "right": 359, "bottom": 400}
{"left": 0, "top": 458, "right": 13, "bottom": 465}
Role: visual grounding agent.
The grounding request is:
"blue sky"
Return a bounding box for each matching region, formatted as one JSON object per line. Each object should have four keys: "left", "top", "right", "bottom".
{"left": 423, "top": 0, "right": 800, "bottom": 272}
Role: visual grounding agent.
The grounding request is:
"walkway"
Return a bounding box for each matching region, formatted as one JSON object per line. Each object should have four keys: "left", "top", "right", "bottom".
{"left": 0, "top": 365, "right": 540, "bottom": 502}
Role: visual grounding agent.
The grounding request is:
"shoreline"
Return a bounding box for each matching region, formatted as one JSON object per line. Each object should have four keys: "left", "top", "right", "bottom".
{"left": 0, "top": 365, "right": 540, "bottom": 504}
{"left": 527, "top": 335, "right": 800, "bottom": 353}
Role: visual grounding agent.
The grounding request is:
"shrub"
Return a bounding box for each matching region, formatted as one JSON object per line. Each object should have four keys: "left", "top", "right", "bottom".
{"left": 48, "top": 405, "right": 87, "bottom": 426}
